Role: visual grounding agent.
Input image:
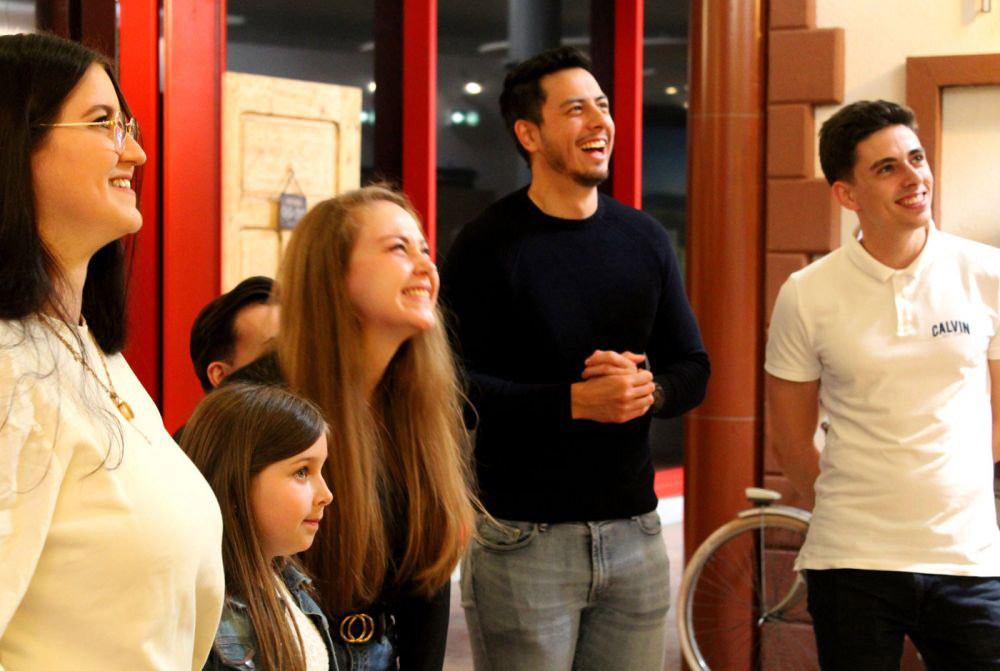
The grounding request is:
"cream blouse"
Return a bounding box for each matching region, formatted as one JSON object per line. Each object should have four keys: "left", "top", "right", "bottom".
{"left": 0, "top": 317, "right": 225, "bottom": 670}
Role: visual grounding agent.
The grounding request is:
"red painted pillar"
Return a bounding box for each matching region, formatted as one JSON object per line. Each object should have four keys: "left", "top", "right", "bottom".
{"left": 402, "top": 0, "right": 437, "bottom": 255}
{"left": 161, "top": 0, "right": 225, "bottom": 431}
{"left": 611, "top": 0, "right": 643, "bottom": 209}
{"left": 118, "top": 0, "right": 162, "bottom": 403}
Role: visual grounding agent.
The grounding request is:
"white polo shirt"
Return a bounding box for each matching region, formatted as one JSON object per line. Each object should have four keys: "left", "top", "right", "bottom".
{"left": 766, "top": 224, "right": 1000, "bottom": 576}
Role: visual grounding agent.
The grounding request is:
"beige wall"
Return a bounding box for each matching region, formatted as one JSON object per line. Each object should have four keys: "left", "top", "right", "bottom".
{"left": 941, "top": 87, "right": 1000, "bottom": 246}
{"left": 813, "top": 1, "right": 1000, "bottom": 242}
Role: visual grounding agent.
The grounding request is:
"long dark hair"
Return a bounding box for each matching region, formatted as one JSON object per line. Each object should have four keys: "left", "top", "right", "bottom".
{"left": 182, "top": 383, "right": 328, "bottom": 671}
{"left": 0, "top": 32, "right": 138, "bottom": 353}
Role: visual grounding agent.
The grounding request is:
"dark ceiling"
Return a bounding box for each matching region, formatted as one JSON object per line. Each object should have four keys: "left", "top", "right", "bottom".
{"left": 226, "top": 1, "right": 689, "bottom": 107}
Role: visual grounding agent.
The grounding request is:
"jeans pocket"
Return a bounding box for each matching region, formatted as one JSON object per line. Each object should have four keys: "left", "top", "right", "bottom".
{"left": 633, "top": 510, "right": 663, "bottom": 536}
{"left": 474, "top": 516, "right": 539, "bottom": 552}
{"left": 214, "top": 636, "right": 255, "bottom": 670}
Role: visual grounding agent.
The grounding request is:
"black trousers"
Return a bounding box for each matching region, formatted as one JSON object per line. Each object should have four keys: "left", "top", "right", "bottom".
{"left": 806, "top": 568, "right": 1000, "bottom": 671}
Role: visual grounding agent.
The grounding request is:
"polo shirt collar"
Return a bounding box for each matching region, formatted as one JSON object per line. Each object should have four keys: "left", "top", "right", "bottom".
{"left": 845, "top": 222, "right": 938, "bottom": 282}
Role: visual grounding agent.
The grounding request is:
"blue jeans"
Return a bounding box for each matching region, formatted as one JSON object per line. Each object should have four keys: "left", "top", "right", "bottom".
{"left": 460, "top": 511, "right": 671, "bottom": 671}
{"left": 806, "top": 569, "right": 1000, "bottom": 671}
{"left": 331, "top": 633, "right": 395, "bottom": 671}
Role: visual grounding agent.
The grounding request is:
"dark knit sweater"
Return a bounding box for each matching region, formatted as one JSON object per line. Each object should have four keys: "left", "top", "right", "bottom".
{"left": 440, "top": 188, "right": 710, "bottom": 522}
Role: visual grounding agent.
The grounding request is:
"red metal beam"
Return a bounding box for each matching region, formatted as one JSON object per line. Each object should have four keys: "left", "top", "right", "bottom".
{"left": 401, "top": 0, "right": 437, "bottom": 256}
{"left": 161, "top": 0, "right": 225, "bottom": 431}
{"left": 611, "top": 0, "right": 643, "bottom": 209}
{"left": 118, "top": 0, "right": 162, "bottom": 403}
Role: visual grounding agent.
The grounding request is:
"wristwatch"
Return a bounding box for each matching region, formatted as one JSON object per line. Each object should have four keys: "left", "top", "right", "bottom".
{"left": 652, "top": 382, "right": 665, "bottom": 413}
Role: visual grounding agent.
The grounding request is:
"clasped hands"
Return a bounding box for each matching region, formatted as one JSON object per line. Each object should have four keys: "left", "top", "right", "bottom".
{"left": 570, "top": 350, "right": 655, "bottom": 423}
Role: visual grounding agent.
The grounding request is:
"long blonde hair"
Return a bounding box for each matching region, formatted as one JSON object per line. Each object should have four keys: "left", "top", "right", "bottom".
{"left": 181, "top": 383, "right": 327, "bottom": 671}
{"left": 276, "top": 185, "right": 474, "bottom": 613}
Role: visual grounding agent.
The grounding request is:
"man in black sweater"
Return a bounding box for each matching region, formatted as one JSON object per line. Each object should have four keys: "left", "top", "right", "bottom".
{"left": 440, "top": 47, "right": 709, "bottom": 671}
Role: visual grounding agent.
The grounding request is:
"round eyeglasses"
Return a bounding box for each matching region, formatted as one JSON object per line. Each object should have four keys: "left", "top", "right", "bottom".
{"left": 39, "top": 110, "right": 140, "bottom": 154}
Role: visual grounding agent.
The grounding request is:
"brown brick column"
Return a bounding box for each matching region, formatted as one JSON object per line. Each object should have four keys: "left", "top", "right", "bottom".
{"left": 685, "top": 0, "right": 765, "bottom": 573}
{"left": 684, "top": 2, "right": 765, "bottom": 666}
{"left": 763, "top": 0, "right": 843, "bottom": 510}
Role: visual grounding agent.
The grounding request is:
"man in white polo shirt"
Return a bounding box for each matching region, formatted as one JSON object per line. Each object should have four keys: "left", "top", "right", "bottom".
{"left": 766, "top": 99, "right": 1000, "bottom": 670}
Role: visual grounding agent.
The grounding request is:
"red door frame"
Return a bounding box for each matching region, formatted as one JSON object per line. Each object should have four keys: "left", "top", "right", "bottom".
{"left": 402, "top": 0, "right": 437, "bottom": 255}
{"left": 118, "top": 0, "right": 162, "bottom": 403}
{"left": 611, "top": 0, "right": 643, "bottom": 209}
{"left": 160, "top": 0, "right": 226, "bottom": 432}
{"left": 130, "top": 0, "right": 647, "bottom": 435}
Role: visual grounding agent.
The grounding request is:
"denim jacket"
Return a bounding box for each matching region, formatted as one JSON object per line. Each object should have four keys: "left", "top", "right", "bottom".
{"left": 203, "top": 562, "right": 340, "bottom": 671}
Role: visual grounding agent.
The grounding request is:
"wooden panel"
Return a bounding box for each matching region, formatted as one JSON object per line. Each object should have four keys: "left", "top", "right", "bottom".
{"left": 79, "top": 0, "right": 116, "bottom": 57}
{"left": 766, "top": 178, "right": 839, "bottom": 253}
{"left": 769, "top": 0, "right": 815, "bottom": 30}
{"left": 239, "top": 229, "right": 281, "bottom": 280}
{"left": 768, "top": 29, "right": 844, "bottom": 104}
{"left": 222, "top": 72, "right": 361, "bottom": 291}
{"left": 761, "top": 621, "right": 818, "bottom": 669}
{"left": 767, "top": 104, "right": 814, "bottom": 178}
{"left": 906, "top": 53, "right": 1000, "bottom": 226}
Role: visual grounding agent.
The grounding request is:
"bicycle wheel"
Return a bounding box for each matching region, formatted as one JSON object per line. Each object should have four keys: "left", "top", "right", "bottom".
{"left": 677, "top": 511, "right": 815, "bottom": 671}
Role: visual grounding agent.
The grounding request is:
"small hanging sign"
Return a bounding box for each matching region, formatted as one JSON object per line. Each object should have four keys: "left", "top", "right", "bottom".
{"left": 278, "top": 166, "right": 307, "bottom": 230}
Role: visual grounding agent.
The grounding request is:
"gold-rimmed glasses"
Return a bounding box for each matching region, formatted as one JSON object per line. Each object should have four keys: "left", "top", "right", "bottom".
{"left": 39, "top": 110, "right": 139, "bottom": 154}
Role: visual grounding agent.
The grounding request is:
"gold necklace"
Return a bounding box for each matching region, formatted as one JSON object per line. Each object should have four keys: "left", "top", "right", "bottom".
{"left": 40, "top": 316, "right": 136, "bottom": 422}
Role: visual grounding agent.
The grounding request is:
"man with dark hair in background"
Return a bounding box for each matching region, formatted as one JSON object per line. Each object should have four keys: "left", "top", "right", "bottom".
{"left": 767, "top": 99, "right": 1000, "bottom": 669}
{"left": 189, "top": 275, "right": 277, "bottom": 392}
{"left": 441, "top": 47, "right": 709, "bottom": 671}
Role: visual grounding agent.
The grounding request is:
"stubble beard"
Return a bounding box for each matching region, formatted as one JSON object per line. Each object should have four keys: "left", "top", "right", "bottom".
{"left": 539, "top": 139, "right": 610, "bottom": 188}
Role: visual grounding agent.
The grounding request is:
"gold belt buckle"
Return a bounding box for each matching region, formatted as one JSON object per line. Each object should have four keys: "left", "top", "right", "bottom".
{"left": 340, "top": 613, "right": 375, "bottom": 643}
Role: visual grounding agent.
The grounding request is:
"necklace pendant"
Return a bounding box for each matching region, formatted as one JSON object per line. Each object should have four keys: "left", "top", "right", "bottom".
{"left": 116, "top": 398, "right": 135, "bottom": 422}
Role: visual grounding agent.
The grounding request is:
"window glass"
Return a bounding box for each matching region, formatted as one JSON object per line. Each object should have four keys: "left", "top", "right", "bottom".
{"left": 1, "top": 0, "right": 37, "bottom": 35}
{"left": 643, "top": 4, "right": 689, "bottom": 469}
{"left": 225, "top": 2, "right": 374, "bottom": 170}
{"left": 436, "top": 2, "right": 590, "bottom": 264}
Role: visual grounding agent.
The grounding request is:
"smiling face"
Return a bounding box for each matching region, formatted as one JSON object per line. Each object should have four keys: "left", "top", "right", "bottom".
{"left": 517, "top": 67, "right": 614, "bottom": 188}
{"left": 833, "top": 124, "right": 934, "bottom": 237}
{"left": 31, "top": 63, "right": 147, "bottom": 268}
{"left": 250, "top": 433, "right": 332, "bottom": 560}
{"left": 345, "top": 200, "right": 438, "bottom": 341}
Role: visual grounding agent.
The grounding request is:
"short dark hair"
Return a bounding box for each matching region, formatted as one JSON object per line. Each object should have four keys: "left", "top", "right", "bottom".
{"left": 189, "top": 276, "right": 274, "bottom": 392}
{"left": 0, "top": 32, "right": 140, "bottom": 353}
{"left": 819, "top": 99, "right": 918, "bottom": 185}
{"left": 499, "top": 46, "right": 594, "bottom": 162}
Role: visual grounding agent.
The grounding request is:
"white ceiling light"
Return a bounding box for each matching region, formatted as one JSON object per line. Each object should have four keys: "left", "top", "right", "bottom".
{"left": 367, "top": 81, "right": 377, "bottom": 93}
{"left": 463, "top": 81, "right": 483, "bottom": 95}
{"left": 664, "top": 86, "right": 678, "bottom": 95}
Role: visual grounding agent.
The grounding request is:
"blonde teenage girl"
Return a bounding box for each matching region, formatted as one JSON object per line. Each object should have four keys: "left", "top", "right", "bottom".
{"left": 229, "top": 186, "right": 475, "bottom": 671}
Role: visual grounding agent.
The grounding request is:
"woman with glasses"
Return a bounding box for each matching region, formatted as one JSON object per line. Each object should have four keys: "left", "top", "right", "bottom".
{"left": 0, "top": 33, "right": 224, "bottom": 670}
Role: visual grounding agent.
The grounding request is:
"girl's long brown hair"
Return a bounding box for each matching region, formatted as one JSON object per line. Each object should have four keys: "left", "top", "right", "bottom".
{"left": 276, "top": 185, "right": 475, "bottom": 613}
{"left": 181, "top": 383, "right": 327, "bottom": 671}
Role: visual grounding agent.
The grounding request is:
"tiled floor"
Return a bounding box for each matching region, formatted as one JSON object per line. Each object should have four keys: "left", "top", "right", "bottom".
{"left": 443, "top": 497, "right": 685, "bottom": 671}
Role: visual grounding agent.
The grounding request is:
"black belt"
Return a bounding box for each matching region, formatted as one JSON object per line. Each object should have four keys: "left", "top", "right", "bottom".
{"left": 337, "top": 611, "right": 391, "bottom": 644}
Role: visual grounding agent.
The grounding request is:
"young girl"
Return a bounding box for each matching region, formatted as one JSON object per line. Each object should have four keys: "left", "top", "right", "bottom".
{"left": 182, "top": 383, "right": 335, "bottom": 671}
{"left": 229, "top": 186, "right": 475, "bottom": 670}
